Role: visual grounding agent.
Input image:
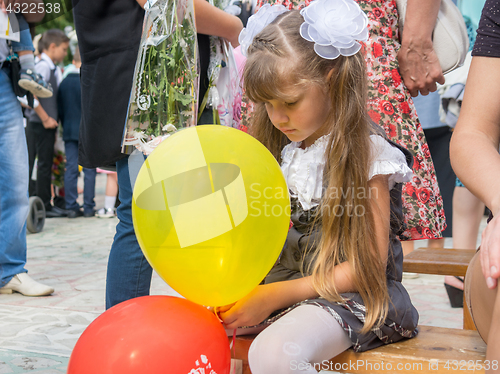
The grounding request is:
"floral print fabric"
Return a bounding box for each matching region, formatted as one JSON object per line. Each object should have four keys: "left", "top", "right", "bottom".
{"left": 241, "top": 0, "right": 445, "bottom": 240}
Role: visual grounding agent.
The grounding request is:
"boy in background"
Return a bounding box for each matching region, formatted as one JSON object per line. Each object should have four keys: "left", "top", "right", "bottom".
{"left": 26, "top": 29, "right": 69, "bottom": 217}
{"left": 58, "top": 46, "right": 96, "bottom": 218}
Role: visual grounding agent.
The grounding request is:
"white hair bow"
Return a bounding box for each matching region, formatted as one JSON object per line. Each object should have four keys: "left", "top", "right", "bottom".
{"left": 300, "top": 0, "right": 369, "bottom": 59}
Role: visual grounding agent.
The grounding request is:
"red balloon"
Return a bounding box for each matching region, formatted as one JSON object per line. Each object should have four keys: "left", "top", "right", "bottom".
{"left": 68, "top": 296, "right": 231, "bottom": 374}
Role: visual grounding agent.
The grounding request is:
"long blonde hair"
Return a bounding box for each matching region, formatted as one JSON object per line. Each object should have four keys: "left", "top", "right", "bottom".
{"left": 244, "top": 10, "right": 389, "bottom": 333}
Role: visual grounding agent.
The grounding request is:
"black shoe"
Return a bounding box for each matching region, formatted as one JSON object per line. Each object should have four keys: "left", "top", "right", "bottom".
{"left": 45, "top": 205, "right": 68, "bottom": 218}
{"left": 83, "top": 209, "right": 95, "bottom": 218}
{"left": 67, "top": 209, "right": 84, "bottom": 219}
{"left": 444, "top": 276, "right": 464, "bottom": 308}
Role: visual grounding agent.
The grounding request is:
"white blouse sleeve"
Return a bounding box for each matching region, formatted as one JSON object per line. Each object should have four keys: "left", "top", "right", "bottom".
{"left": 369, "top": 135, "right": 413, "bottom": 189}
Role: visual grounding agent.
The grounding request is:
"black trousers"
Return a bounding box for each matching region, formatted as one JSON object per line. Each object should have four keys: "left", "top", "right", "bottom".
{"left": 26, "top": 121, "right": 56, "bottom": 210}
{"left": 423, "top": 126, "right": 456, "bottom": 237}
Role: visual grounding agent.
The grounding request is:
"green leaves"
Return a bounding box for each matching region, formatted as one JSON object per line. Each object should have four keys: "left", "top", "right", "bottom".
{"left": 125, "top": 0, "right": 199, "bottom": 145}
{"left": 173, "top": 90, "right": 193, "bottom": 106}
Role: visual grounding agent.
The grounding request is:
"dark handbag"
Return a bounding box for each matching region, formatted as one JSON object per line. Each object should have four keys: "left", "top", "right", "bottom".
{"left": 5, "top": 40, "right": 28, "bottom": 97}
{"left": 6, "top": 41, "right": 34, "bottom": 106}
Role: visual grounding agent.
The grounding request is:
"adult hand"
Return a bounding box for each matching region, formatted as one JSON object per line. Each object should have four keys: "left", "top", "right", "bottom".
{"left": 398, "top": 39, "right": 445, "bottom": 97}
{"left": 480, "top": 214, "right": 500, "bottom": 289}
{"left": 219, "top": 285, "right": 277, "bottom": 329}
{"left": 397, "top": 0, "right": 444, "bottom": 97}
{"left": 42, "top": 117, "right": 58, "bottom": 129}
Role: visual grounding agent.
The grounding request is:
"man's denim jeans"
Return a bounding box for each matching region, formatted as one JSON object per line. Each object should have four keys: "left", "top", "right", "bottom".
{"left": 105, "top": 156, "right": 153, "bottom": 309}
{"left": 0, "top": 67, "right": 29, "bottom": 286}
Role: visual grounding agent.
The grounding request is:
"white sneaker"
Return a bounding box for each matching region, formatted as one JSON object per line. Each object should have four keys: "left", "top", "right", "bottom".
{"left": 0, "top": 273, "right": 54, "bottom": 296}
{"left": 96, "top": 207, "right": 116, "bottom": 218}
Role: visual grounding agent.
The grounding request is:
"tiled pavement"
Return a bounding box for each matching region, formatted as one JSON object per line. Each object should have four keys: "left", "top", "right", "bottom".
{"left": 0, "top": 174, "right": 481, "bottom": 373}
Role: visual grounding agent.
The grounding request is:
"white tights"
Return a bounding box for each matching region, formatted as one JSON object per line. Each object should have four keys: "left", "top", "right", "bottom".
{"left": 248, "top": 305, "right": 352, "bottom": 374}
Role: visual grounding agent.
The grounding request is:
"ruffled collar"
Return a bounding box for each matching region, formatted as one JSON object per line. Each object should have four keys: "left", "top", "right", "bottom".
{"left": 280, "top": 134, "right": 330, "bottom": 211}
{"left": 280, "top": 134, "right": 413, "bottom": 211}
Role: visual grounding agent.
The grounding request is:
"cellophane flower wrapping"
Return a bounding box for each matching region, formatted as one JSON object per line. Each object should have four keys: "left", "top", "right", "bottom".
{"left": 204, "top": 0, "right": 242, "bottom": 128}
{"left": 122, "top": 0, "right": 198, "bottom": 155}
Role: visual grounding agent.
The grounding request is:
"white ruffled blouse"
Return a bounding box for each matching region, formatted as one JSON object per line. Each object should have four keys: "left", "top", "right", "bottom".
{"left": 280, "top": 134, "right": 413, "bottom": 211}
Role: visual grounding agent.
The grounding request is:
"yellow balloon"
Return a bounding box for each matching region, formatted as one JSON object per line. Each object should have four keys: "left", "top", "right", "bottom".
{"left": 132, "top": 126, "right": 290, "bottom": 307}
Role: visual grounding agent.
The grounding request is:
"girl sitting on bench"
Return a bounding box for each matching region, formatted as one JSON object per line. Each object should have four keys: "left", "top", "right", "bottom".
{"left": 218, "top": 1, "right": 419, "bottom": 372}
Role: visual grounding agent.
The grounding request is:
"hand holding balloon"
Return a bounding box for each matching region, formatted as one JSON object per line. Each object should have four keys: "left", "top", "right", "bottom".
{"left": 220, "top": 275, "right": 321, "bottom": 329}
{"left": 219, "top": 284, "right": 279, "bottom": 329}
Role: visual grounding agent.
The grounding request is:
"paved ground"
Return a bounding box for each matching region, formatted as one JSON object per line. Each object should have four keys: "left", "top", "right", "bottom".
{"left": 0, "top": 174, "right": 480, "bottom": 373}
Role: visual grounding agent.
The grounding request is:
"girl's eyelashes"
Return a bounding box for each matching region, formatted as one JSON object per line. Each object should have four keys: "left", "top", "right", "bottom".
{"left": 262, "top": 97, "right": 300, "bottom": 108}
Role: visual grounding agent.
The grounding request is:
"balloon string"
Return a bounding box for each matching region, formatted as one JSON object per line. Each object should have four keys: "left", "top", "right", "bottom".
{"left": 214, "top": 307, "right": 236, "bottom": 357}
{"left": 231, "top": 329, "right": 236, "bottom": 357}
{"left": 214, "top": 306, "right": 223, "bottom": 322}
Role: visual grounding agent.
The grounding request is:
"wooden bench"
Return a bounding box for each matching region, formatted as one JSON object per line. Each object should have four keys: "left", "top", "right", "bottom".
{"left": 231, "top": 326, "right": 486, "bottom": 373}
{"left": 403, "top": 247, "right": 476, "bottom": 277}
{"left": 403, "top": 247, "right": 477, "bottom": 330}
{"left": 230, "top": 247, "right": 484, "bottom": 373}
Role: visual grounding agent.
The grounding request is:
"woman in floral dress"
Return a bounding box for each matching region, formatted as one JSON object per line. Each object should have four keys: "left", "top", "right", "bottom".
{"left": 240, "top": 0, "right": 446, "bottom": 242}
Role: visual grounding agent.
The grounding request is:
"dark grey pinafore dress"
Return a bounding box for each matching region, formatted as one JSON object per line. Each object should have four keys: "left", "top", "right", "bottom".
{"left": 261, "top": 141, "right": 419, "bottom": 352}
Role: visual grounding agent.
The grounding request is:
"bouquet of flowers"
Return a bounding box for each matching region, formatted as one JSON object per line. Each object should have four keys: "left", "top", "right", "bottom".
{"left": 51, "top": 151, "right": 65, "bottom": 188}
{"left": 122, "top": 0, "right": 198, "bottom": 155}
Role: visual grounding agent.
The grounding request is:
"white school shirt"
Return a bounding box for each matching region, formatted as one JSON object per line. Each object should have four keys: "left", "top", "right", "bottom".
{"left": 36, "top": 52, "right": 62, "bottom": 86}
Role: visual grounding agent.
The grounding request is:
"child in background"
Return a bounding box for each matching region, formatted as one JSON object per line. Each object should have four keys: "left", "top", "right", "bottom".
{"left": 96, "top": 170, "right": 118, "bottom": 218}
{"left": 26, "top": 29, "right": 69, "bottom": 217}
{"left": 57, "top": 46, "right": 96, "bottom": 218}
{"left": 1, "top": 1, "right": 52, "bottom": 97}
{"left": 219, "top": 2, "right": 418, "bottom": 372}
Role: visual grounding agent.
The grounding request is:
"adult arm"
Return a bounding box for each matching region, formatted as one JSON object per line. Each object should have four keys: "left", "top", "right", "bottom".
{"left": 397, "top": 0, "right": 445, "bottom": 97}
{"left": 193, "top": 0, "right": 243, "bottom": 47}
{"left": 450, "top": 56, "right": 500, "bottom": 289}
{"left": 220, "top": 175, "right": 390, "bottom": 329}
{"left": 135, "top": 0, "right": 243, "bottom": 47}
{"left": 1, "top": 0, "right": 45, "bottom": 22}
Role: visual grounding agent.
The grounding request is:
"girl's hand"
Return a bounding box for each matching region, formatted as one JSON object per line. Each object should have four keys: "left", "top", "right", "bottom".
{"left": 219, "top": 285, "right": 277, "bottom": 329}
{"left": 480, "top": 214, "right": 500, "bottom": 289}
